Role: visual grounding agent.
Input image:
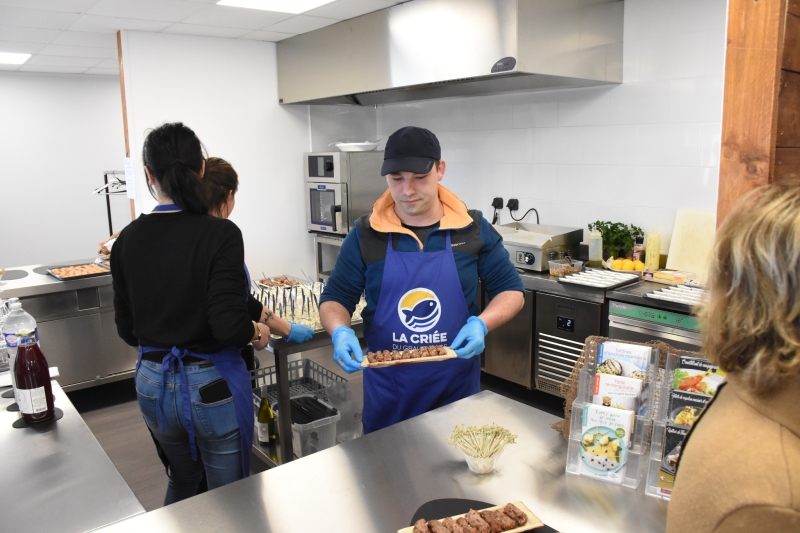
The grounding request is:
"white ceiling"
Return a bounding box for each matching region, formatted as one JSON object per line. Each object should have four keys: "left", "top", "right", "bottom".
{"left": 0, "top": 0, "right": 407, "bottom": 76}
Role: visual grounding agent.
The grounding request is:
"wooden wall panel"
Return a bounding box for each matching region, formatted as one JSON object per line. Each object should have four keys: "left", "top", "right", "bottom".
{"left": 116, "top": 30, "right": 135, "bottom": 220}
{"left": 717, "top": 0, "right": 786, "bottom": 226}
{"left": 775, "top": 148, "right": 800, "bottom": 179}
{"left": 777, "top": 70, "right": 800, "bottom": 147}
{"left": 783, "top": 12, "right": 800, "bottom": 72}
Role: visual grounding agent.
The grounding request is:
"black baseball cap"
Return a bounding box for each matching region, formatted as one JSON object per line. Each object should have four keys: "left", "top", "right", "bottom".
{"left": 381, "top": 126, "right": 441, "bottom": 176}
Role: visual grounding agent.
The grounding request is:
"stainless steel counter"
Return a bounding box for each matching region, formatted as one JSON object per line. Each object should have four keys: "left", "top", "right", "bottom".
{"left": 0, "top": 260, "right": 138, "bottom": 391}
{"left": 606, "top": 281, "right": 695, "bottom": 315}
{"left": 517, "top": 270, "right": 608, "bottom": 304}
{"left": 96, "top": 391, "right": 667, "bottom": 533}
{"left": 0, "top": 381, "right": 145, "bottom": 532}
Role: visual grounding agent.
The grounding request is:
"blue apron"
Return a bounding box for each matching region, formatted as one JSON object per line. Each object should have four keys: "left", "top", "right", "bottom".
{"left": 134, "top": 346, "right": 254, "bottom": 477}
{"left": 363, "top": 231, "right": 479, "bottom": 434}
{"left": 134, "top": 202, "right": 254, "bottom": 476}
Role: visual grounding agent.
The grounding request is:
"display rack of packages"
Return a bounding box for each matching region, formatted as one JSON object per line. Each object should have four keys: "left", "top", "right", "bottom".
{"left": 645, "top": 351, "right": 720, "bottom": 500}
{"left": 565, "top": 340, "right": 660, "bottom": 489}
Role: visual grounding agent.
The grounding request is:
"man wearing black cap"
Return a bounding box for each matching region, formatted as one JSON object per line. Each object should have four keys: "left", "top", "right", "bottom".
{"left": 320, "top": 126, "right": 524, "bottom": 433}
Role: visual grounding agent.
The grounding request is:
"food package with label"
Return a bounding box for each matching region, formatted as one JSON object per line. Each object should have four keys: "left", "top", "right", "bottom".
{"left": 597, "top": 341, "right": 651, "bottom": 380}
{"left": 593, "top": 373, "right": 644, "bottom": 413}
{"left": 643, "top": 269, "right": 700, "bottom": 286}
{"left": 658, "top": 423, "right": 689, "bottom": 495}
{"left": 672, "top": 356, "right": 725, "bottom": 396}
{"left": 578, "top": 404, "right": 635, "bottom": 484}
{"left": 668, "top": 390, "right": 710, "bottom": 427}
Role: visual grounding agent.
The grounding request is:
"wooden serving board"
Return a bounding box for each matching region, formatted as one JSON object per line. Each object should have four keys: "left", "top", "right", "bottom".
{"left": 396, "top": 501, "right": 544, "bottom": 533}
{"left": 361, "top": 347, "right": 458, "bottom": 368}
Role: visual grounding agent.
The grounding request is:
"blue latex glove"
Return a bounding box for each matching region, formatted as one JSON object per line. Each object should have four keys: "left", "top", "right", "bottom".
{"left": 286, "top": 322, "right": 314, "bottom": 344}
{"left": 331, "top": 326, "right": 363, "bottom": 373}
{"left": 451, "top": 316, "right": 488, "bottom": 359}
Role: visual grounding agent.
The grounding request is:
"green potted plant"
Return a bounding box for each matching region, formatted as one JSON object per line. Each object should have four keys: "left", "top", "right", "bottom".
{"left": 587, "top": 221, "right": 643, "bottom": 259}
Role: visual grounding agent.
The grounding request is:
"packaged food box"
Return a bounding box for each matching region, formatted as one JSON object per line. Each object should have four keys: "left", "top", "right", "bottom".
{"left": 597, "top": 341, "right": 651, "bottom": 380}
{"left": 673, "top": 356, "right": 725, "bottom": 396}
{"left": 592, "top": 373, "right": 644, "bottom": 413}
{"left": 578, "top": 404, "right": 635, "bottom": 484}
{"left": 658, "top": 423, "right": 689, "bottom": 495}
{"left": 668, "top": 389, "right": 710, "bottom": 427}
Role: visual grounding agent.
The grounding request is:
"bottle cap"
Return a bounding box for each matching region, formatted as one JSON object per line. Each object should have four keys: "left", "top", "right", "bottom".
{"left": 635, "top": 236, "right": 644, "bottom": 244}
{"left": 8, "top": 301, "right": 21, "bottom": 309}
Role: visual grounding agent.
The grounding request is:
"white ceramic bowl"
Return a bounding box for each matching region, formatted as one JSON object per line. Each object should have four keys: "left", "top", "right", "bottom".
{"left": 330, "top": 141, "right": 380, "bottom": 152}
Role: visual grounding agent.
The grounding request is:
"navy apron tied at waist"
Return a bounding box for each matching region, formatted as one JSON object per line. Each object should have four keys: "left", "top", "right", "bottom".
{"left": 135, "top": 345, "right": 254, "bottom": 476}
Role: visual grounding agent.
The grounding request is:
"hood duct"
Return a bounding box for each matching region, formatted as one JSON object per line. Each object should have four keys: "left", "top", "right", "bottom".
{"left": 277, "top": 0, "right": 623, "bottom": 106}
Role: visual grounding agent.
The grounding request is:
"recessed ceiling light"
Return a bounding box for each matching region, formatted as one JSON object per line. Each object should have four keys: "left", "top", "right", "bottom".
{"left": 217, "top": 0, "right": 336, "bottom": 14}
{"left": 0, "top": 52, "right": 31, "bottom": 65}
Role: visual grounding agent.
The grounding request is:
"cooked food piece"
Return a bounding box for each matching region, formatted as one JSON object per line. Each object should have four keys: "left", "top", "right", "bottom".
{"left": 442, "top": 517, "right": 465, "bottom": 533}
{"left": 367, "top": 352, "right": 377, "bottom": 364}
{"left": 502, "top": 503, "right": 527, "bottom": 526}
{"left": 427, "top": 520, "right": 450, "bottom": 533}
{"left": 382, "top": 350, "right": 391, "bottom": 360}
{"left": 419, "top": 348, "right": 430, "bottom": 358}
{"left": 413, "top": 519, "right": 428, "bottom": 533}
{"left": 411, "top": 349, "right": 422, "bottom": 359}
{"left": 436, "top": 346, "right": 447, "bottom": 355}
{"left": 456, "top": 517, "right": 479, "bottom": 533}
{"left": 478, "top": 510, "right": 504, "bottom": 533}
{"left": 482, "top": 510, "right": 516, "bottom": 531}
{"left": 465, "top": 510, "right": 491, "bottom": 533}
{"left": 374, "top": 352, "right": 385, "bottom": 362}
{"left": 392, "top": 350, "right": 403, "bottom": 360}
{"left": 402, "top": 350, "right": 412, "bottom": 359}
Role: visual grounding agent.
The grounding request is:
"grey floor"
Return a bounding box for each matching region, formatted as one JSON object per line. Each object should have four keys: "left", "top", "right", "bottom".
{"left": 66, "top": 347, "right": 562, "bottom": 512}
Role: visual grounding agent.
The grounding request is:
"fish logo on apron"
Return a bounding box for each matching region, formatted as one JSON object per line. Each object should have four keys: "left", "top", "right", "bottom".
{"left": 397, "top": 288, "right": 441, "bottom": 332}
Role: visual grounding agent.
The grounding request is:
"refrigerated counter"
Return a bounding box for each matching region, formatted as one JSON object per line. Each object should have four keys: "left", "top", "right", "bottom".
{"left": 0, "top": 260, "right": 137, "bottom": 391}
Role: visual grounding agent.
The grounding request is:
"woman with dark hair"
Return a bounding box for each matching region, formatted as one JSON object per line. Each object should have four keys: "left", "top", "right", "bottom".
{"left": 203, "top": 156, "right": 313, "bottom": 353}
{"left": 111, "top": 123, "right": 270, "bottom": 505}
{"left": 667, "top": 179, "right": 800, "bottom": 532}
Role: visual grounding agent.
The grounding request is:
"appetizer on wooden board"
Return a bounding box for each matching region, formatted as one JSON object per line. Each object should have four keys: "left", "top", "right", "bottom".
{"left": 398, "top": 501, "right": 543, "bottom": 533}
{"left": 361, "top": 346, "right": 457, "bottom": 368}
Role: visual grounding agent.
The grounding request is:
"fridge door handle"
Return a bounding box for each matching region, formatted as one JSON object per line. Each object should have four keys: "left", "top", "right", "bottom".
{"left": 608, "top": 319, "right": 703, "bottom": 347}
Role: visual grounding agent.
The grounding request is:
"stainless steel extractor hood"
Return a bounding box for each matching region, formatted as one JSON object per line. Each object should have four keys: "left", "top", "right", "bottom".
{"left": 277, "top": 0, "right": 623, "bottom": 105}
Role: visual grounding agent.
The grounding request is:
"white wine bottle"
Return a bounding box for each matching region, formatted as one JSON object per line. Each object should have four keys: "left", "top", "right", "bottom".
{"left": 256, "top": 396, "right": 277, "bottom": 445}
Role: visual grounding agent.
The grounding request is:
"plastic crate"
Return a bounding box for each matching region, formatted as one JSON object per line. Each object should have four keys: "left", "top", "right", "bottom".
{"left": 251, "top": 358, "right": 347, "bottom": 408}
{"left": 275, "top": 394, "right": 341, "bottom": 458}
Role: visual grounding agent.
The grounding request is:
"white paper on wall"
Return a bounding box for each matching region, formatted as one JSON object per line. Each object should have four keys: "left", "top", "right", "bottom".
{"left": 123, "top": 157, "right": 136, "bottom": 200}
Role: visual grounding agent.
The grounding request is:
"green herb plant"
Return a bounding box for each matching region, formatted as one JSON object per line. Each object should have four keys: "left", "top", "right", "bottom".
{"left": 587, "top": 221, "right": 644, "bottom": 259}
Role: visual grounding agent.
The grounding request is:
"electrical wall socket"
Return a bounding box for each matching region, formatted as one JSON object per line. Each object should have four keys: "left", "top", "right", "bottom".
{"left": 507, "top": 198, "right": 519, "bottom": 210}
{"left": 491, "top": 197, "right": 504, "bottom": 209}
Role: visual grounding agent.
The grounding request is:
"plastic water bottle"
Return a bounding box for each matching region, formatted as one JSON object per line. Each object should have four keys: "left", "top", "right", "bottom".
{"left": 1, "top": 298, "right": 38, "bottom": 396}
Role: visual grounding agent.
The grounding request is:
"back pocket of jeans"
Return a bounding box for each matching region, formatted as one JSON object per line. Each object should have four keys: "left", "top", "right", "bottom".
{"left": 193, "top": 397, "right": 238, "bottom": 436}
{"left": 136, "top": 390, "right": 158, "bottom": 428}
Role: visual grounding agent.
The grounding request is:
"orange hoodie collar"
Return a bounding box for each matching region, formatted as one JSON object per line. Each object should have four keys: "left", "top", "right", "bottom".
{"left": 370, "top": 184, "right": 473, "bottom": 249}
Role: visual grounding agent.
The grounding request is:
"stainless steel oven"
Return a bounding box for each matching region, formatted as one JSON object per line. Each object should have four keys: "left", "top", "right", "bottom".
{"left": 305, "top": 151, "right": 385, "bottom": 235}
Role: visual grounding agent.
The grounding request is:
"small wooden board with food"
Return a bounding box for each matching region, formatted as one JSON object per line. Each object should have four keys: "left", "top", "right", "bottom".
{"left": 361, "top": 345, "right": 457, "bottom": 368}
{"left": 398, "top": 501, "right": 543, "bottom": 533}
{"left": 47, "top": 263, "right": 110, "bottom": 281}
{"left": 256, "top": 276, "right": 301, "bottom": 288}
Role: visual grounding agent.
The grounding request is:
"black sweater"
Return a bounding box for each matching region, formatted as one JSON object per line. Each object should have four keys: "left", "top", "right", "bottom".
{"left": 111, "top": 210, "right": 260, "bottom": 354}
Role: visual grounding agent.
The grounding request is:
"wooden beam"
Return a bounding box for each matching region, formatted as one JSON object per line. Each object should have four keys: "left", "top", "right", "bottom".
{"left": 783, "top": 12, "right": 800, "bottom": 72}
{"left": 116, "top": 30, "right": 135, "bottom": 221}
{"left": 777, "top": 70, "right": 800, "bottom": 146}
{"left": 775, "top": 147, "right": 800, "bottom": 179}
{"left": 717, "top": 0, "right": 787, "bottom": 226}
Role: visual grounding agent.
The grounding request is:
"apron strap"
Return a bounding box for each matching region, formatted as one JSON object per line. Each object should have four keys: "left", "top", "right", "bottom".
{"left": 159, "top": 347, "right": 199, "bottom": 461}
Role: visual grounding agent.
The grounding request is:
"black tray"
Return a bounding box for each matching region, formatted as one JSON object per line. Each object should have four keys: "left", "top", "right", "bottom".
{"left": 46, "top": 265, "right": 110, "bottom": 281}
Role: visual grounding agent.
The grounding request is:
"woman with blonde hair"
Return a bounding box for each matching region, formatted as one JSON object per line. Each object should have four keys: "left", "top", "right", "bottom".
{"left": 666, "top": 179, "right": 800, "bottom": 532}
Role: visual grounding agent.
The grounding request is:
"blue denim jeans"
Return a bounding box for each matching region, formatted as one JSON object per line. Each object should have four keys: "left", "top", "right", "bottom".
{"left": 136, "top": 360, "right": 243, "bottom": 505}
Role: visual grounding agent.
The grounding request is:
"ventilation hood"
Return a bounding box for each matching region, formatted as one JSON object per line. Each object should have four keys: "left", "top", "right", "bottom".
{"left": 276, "top": 0, "right": 623, "bottom": 105}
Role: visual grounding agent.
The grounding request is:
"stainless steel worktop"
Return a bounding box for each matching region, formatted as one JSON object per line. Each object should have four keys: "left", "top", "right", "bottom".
{"left": 0, "top": 381, "right": 145, "bottom": 532}
{"left": 517, "top": 270, "right": 608, "bottom": 304}
{"left": 97, "top": 391, "right": 667, "bottom": 533}
{"left": 606, "top": 281, "right": 695, "bottom": 315}
{"left": 0, "top": 259, "right": 111, "bottom": 299}
{"left": 0, "top": 260, "right": 137, "bottom": 391}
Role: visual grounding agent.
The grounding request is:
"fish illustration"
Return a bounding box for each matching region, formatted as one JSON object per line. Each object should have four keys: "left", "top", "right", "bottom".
{"left": 402, "top": 300, "right": 439, "bottom": 328}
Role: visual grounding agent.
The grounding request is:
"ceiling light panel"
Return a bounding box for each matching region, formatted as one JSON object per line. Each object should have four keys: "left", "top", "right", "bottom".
{"left": 217, "top": 0, "right": 336, "bottom": 15}
{"left": 0, "top": 51, "right": 31, "bottom": 64}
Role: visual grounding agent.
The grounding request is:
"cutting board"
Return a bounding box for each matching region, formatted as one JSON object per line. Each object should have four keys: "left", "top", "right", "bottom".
{"left": 665, "top": 209, "right": 716, "bottom": 283}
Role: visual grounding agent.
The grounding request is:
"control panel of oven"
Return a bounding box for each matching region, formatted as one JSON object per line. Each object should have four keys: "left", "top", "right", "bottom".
{"left": 505, "top": 245, "right": 543, "bottom": 271}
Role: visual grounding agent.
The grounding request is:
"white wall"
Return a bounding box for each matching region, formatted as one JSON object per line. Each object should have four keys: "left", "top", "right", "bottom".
{"left": 0, "top": 71, "right": 126, "bottom": 267}
{"left": 376, "top": 0, "right": 727, "bottom": 252}
{"left": 120, "top": 31, "right": 313, "bottom": 277}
